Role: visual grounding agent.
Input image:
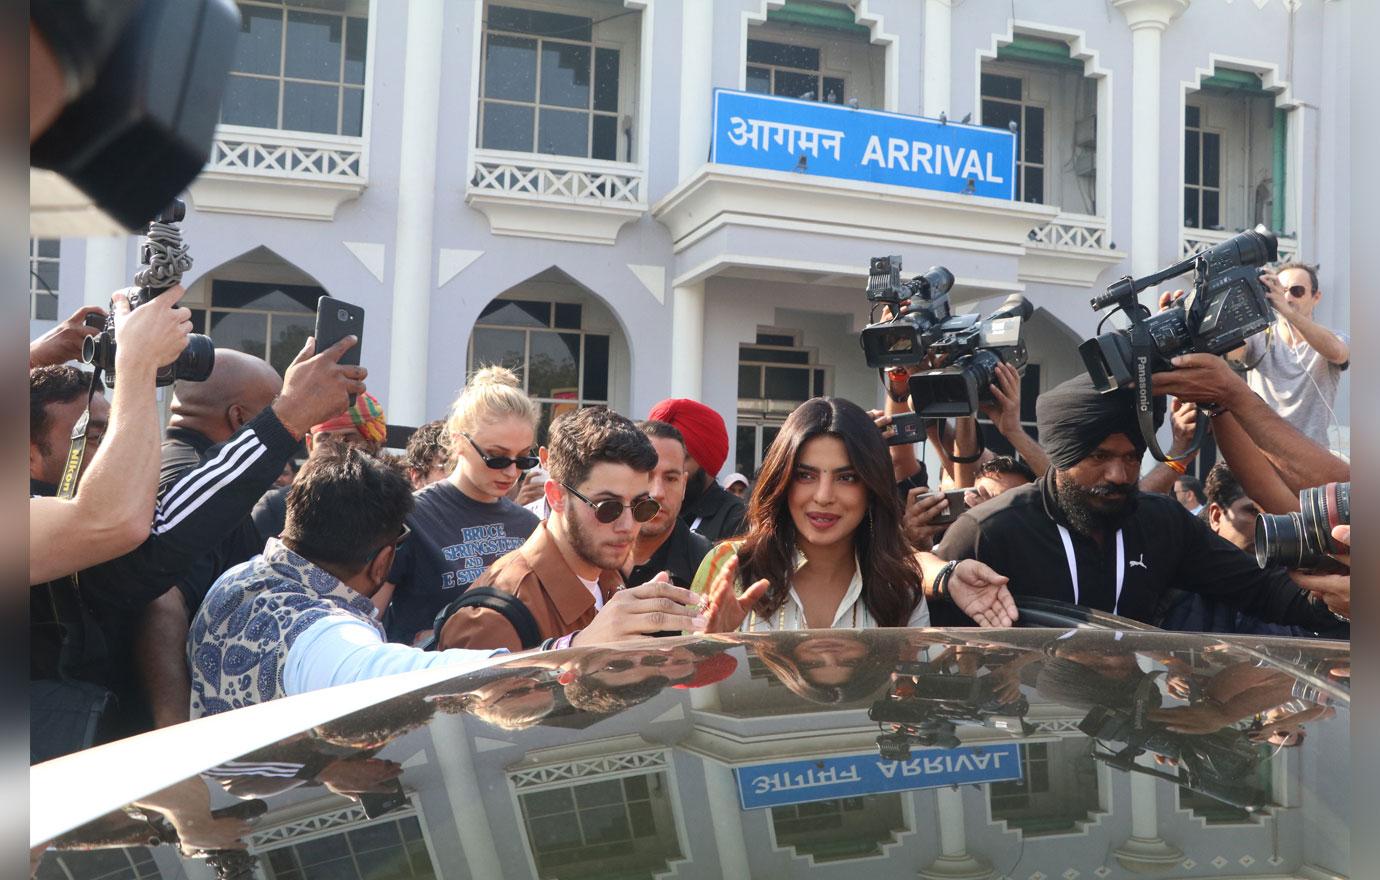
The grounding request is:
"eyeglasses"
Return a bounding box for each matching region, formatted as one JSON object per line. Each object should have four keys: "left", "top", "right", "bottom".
{"left": 495, "top": 679, "right": 561, "bottom": 702}
{"left": 600, "top": 654, "right": 679, "bottom": 673}
{"left": 462, "top": 432, "right": 539, "bottom": 471}
{"left": 561, "top": 482, "right": 660, "bottom": 524}
{"left": 367, "top": 522, "right": 411, "bottom": 562}
{"left": 1287, "top": 285, "right": 1310, "bottom": 298}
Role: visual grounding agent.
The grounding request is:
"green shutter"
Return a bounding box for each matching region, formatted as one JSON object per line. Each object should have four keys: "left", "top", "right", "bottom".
{"left": 1272, "top": 107, "right": 1288, "bottom": 232}
{"left": 995, "top": 35, "right": 1082, "bottom": 70}
{"left": 1200, "top": 69, "right": 1266, "bottom": 94}
{"left": 765, "top": 1, "right": 870, "bottom": 37}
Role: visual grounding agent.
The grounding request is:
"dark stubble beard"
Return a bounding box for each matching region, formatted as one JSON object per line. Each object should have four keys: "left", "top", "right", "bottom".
{"left": 564, "top": 506, "right": 620, "bottom": 571}
{"left": 682, "top": 467, "right": 711, "bottom": 510}
{"left": 1054, "top": 470, "right": 1140, "bottom": 537}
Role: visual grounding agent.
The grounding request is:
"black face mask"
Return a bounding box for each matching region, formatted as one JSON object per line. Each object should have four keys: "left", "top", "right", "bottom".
{"left": 1055, "top": 471, "right": 1140, "bottom": 537}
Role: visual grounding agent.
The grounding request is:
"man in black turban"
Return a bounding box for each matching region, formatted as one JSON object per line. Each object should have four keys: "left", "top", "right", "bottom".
{"left": 914, "top": 375, "right": 1337, "bottom": 635}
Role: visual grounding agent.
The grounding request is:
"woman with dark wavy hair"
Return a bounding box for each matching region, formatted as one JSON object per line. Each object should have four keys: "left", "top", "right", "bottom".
{"left": 691, "top": 397, "right": 929, "bottom": 630}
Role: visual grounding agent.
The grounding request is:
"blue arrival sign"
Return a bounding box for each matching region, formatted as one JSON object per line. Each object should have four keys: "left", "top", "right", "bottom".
{"left": 710, "top": 89, "right": 1017, "bottom": 199}
{"left": 733, "top": 744, "right": 1024, "bottom": 810}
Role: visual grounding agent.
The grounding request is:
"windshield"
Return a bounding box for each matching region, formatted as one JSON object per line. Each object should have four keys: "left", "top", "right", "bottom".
{"left": 35, "top": 629, "right": 1349, "bottom": 880}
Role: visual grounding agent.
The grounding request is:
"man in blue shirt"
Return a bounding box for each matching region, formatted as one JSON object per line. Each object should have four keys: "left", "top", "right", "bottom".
{"left": 188, "top": 446, "right": 503, "bottom": 718}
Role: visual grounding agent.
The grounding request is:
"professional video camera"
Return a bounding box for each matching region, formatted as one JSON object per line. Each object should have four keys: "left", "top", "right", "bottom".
{"left": 870, "top": 661, "right": 1034, "bottom": 761}
{"left": 858, "top": 256, "right": 1033, "bottom": 418}
{"left": 1079, "top": 226, "right": 1279, "bottom": 460}
{"left": 1256, "top": 481, "right": 1350, "bottom": 572}
{"left": 83, "top": 199, "right": 215, "bottom": 387}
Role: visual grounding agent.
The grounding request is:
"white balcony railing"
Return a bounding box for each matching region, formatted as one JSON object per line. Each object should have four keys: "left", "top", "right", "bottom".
{"left": 1027, "top": 211, "right": 1112, "bottom": 251}
{"left": 205, "top": 126, "right": 366, "bottom": 184}
{"left": 469, "top": 150, "right": 644, "bottom": 205}
{"left": 1182, "top": 227, "right": 1299, "bottom": 264}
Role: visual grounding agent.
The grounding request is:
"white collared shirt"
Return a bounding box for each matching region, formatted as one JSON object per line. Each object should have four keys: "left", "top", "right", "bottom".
{"left": 739, "top": 550, "right": 930, "bottom": 632}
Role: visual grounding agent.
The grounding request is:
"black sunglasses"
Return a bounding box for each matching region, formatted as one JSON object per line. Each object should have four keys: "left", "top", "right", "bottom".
{"left": 1287, "top": 285, "right": 1310, "bottom": 298}
{"left": 367, "top": 522, "right": 411, "bottom": 562}
{"left": 561, "top": 483, "right": 660, "bottom": 524}
{"left": 463, "top": 432, "right": 539, "bottom": 471}
{"left": 600, "top": 654, "right": 677, "bottom": 673}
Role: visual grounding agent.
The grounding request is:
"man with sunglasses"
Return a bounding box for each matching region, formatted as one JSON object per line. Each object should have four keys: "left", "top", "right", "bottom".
{"left": 437, "top": 407, "right": 709, "bottom": 652}
{"left": 188, "top": 446, "right": 503, "bottom": 718}
{"left": 1230, "top": 262, "right": 1349, "bottom": 449}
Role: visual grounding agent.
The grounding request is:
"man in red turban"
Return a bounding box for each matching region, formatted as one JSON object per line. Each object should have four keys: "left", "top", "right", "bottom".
{"left": 647, "top": 398, "right": 746, "bottom": 542}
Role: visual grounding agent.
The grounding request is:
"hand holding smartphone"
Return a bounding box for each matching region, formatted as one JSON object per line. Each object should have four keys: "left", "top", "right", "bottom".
{"left": 314, "top": 296, "right": 364, "bottom": 405}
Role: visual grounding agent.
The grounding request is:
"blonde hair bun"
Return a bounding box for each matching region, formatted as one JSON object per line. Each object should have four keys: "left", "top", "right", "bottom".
{"left": 468, "top": 365, "right": 522, "bottom": 390}
{"left": 448, "top": 363, "right": 539, "bottom": 436}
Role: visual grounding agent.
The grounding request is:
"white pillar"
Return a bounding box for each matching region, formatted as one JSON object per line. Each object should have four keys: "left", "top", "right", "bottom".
{"left": 919, "top": 786, "right": 993, "bottom": 880}
{"left": 431, "top": 713, "right": 506, "bottom": 878}
{"left": 387, "top": 0, "right": 445, "bottom": 427}
{"left": 83, "top": 236, "right": 129, "bottom": 306}
{"left": 922, "top": 0, "right": 954, "bottom": 119}
{"left": 1113, "top": 0, "right": 1189, "bottom": 281}
{"left": 677, "top": 0, "right": 716, "bottom": 180}
{"left": 700, "top": 760, "right": 752, "bottom": 877}
{"left": 1113, "top": 758, "right": 1183, "bottom": 872}
{"left": 670, "top": 281, "right": 704, "bottom": 400}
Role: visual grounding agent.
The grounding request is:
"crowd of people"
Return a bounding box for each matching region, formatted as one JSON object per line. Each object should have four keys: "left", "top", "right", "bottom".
{"left": 27, "top": 251, "right": 1350, "bottom": 763}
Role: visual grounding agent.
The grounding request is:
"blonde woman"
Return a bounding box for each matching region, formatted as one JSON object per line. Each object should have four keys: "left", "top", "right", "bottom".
{"left": 381, "top": 367, "right": 541, "bottom": 645}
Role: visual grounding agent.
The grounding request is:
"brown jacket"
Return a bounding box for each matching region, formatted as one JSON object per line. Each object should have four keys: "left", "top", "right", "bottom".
{"left": 436, "top": 521, "right": 622, "bottom": 652}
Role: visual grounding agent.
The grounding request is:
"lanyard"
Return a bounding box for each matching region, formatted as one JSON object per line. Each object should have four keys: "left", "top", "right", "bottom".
{"left": 690, "top": 516, "right": 704, "bottom": 532}
{"left": 1056, "top": 525, "right": 1124, "bottom": 614}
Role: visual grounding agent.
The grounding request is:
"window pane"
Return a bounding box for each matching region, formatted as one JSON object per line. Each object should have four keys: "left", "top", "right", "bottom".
{"left": 353, "top": 849, "right": 409, "bottom": 879}
{"left": 299, "top": 857, "right": 353, "bottom": 880}
{"left": 528, "top": 332, "right": 580, "bottom": 399}
{"left": 1185, "top": 104, "right": 1201, "bottom": 128}
{"left": 540, "top": 42, "right": 591, "bottom": 109}
{"left": 37, "top": 238, "right": 59, "bottom": 258}
{"left": 981, "top": 73, "right": 1022, "bottom": 101}
{"left": 268, "top": 850, "right": 298, "bottom": 873}
{"left": 285, "top": 11, "right": 343, "bottom": 81}
{"left": 213, "top": 281, "right": 319, "bottom": 311}
{"left": 746, "top": 66, "right": 771, "bottom": 94}
{"left": 524, "top": 787, "right": 575, "bottom": 817}
{"left": 1202, "top": 189, "right": 1220, "bottom": 228}
{"left": 490, "top": 6, "right": 592, "bottom": 42}
{"left": 594, "top": 48, "right": 619, "bottom": 112}
{"left": 400, "top": 817, "right": 423, "bottom": 841}
{"left": 741, "top": 347, "right": 809, "bottom": 364}
{"left": 764, "top": 367, "right": 809, "bottom": 400}
{"left": 629, "top": 806, "right": 656, "bottom": 837}
{"left": 1184, "top": 131, "right": 1199, "bottom": 185}
{"left": 348, "top": 821, "right": 402, "bottom": 853}
{"left": 591, "top": 114, "right": 617, "bottom": 161}
{"left": 221, "top": 74, "right": 280, "bottom": 128}
{"left": 813, "top": 369, "right": 825, "bottom": 397}
{"left": 553, "top": 302, "right": 581, "bottom": 329}
{"left": 756, "top": 332, "right": 794, "bottom": 346}
{"left": 579, "top": 805, "right": 632, "bottom": 844}
{"left": 34, "top": 293, "right": 58, "bottom": 321}
{"left": 35, "top": 260, "right": 59, "bottom": 292}
{"left": 739, "top": 364, "right": 761, "bottom": 398}
{"left": 294, "top": 835, "right": 350, "bottom": 866}
{"left": 234, "top": 5, "right": 284, "bottom": 76}
{"left": 583, "top": 334, "right": 610, "bottom": 400}
{"left": 283, "top": 81, "right": 340, "bottom": 134}
{"left": 1202, "top": 132, "right": 1221, "bottom": 187}
{"left": 342, "top": 86, "right": 364, "bottom": 137}
{"left": 537, "top": 108, "right": 588, "bottom": 156}
{"left": 575, "top": 779, "right": 625, "bottom": 808}
{"left": 774, "top": 69, "right": 818, "bottom": 100}
{"left": 736, "top": 426, "right": 757, "bottom": 476}
{"left": 210, "top": 311, "right": 268, "bottom": 361}
{"left": 822, "top": 77, "right": 845, "bottom": 104}
{"left": 471, "top": 328, "right": 525, "bottom": 375}
{"left": 1024, "top": 106, "right": 1044, "bottom": 163}
{"left": 981, "top": 99, "right": 1019, "bottom": 134}
{"left": 269, "top": 314, "right": 314, "bottom": 376}
{"left": 344, "top": 16, "right": 368, "bottom": 84}
{"left": 528, "top": 814, "right": 582, "bottom": 851}
{"left": 624, "top": 775, "right": 650, "bottom": 800}
{"left": 484, "top": 34, "right": 538, "bottom": 102}
{"left": 480, "top": 298, "right": 549, "bottom": 327}
{"left": 1184, "top": 187, "right": 1200, "bottom": 228}
{"left": 746, "top": 40, "right": 818, "bottom": 70}
{"left": 1023, "top": 167, "right": 1044, "bottom": 204}
{"left": 763, "top": 426, "right": 780, "bottom": 458}
{"left": 481, "top": 102, "right": 535, "bottom": 152}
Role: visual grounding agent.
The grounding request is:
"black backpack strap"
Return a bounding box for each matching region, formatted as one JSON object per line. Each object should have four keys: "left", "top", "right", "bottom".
{"left": 426, "top": 587, "right": 543, "bottom": 651}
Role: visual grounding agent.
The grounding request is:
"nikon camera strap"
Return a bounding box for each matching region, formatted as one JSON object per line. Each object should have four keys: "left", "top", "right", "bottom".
{"left": 56, "top": 367, "right": 104, "bottom": 500}
{"left": 1128, "top": 325, "right": 1207, "bottom": 464}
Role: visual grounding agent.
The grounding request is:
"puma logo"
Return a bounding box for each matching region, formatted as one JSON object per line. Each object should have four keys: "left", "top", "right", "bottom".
{"left": 1129, "top": 554, "right": 1148, "bottom": 570}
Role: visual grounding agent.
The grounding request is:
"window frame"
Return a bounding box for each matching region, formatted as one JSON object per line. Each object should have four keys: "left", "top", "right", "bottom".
{"left": 29, "top": 238, "right": 60, "bottom": 322}
{"left": 477, "top": 3, "right": 628, "bottom": 161}
{"left": 744, "top": 37, "right": 847, "bottom": 104}
{"left": 249, "top": 798, "right": 441, "bottom": 880}
{"left": 980, "top": 71, "right": 1047, "bottom": 204}
{"left": 1184, "top": 103, "right": 1224, "bottom": 230}
{"left": 221, "top": 0, "right": 373, "bottom": 138}
{"left": 736, "top": 329, "right": 832, "bottom": 478}
{"left": 199, "top": 279, "right": 327, "bottom": 376}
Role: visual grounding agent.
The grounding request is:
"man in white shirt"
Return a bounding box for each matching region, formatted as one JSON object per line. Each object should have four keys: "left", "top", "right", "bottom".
{"left": 188, "top": 446, "right": 503, "bottom": 718}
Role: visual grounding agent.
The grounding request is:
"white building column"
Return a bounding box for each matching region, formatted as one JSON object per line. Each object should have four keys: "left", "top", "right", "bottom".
{"left": 83, "top": 236, "right": 130, "bottom": 306}
{"left": 387, "top": 0, "right": 445, "bottom": 427}
{"left": 1113, "top": 757, "right": 1183, "bottom": 872}
{"left": 670, "top": 281, "right": 705, "bottom": 399}
{"left": 1113, "top": 0, "right": 1189, "bottom": 281}
{"left": 919, "top": 786, "right": 993, "bottom": 880}
{"left": 922, "top": 0, "right": 954, "bottom": 119}
{"left": 700, "top": 760, "right": 752, "bottom": 877}
{"left": 677, "top": 0, "right": 715, "bottom": 180}
{"left": 431, "top": 713, "right": 505, "bottom": 878}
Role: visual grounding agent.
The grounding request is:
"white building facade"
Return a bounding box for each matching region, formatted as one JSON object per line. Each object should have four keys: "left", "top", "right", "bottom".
{"left": 29, "top": 0, "right": 1353, "bottom": 475}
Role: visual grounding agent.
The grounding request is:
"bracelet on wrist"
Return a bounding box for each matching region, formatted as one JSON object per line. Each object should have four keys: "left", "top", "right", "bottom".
{"left": 929, "top": 561, "right": 957, "bottom": 602}
{"left": 1165, "top": 458, "right": 1189, "bottom": 475}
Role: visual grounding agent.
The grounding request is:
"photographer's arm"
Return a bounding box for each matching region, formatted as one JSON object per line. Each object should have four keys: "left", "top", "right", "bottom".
{"left": 1207, "top": 412, "right": 1298, "bottom": 514}
{"left": 881, "top": 369, "right": 922, "bottom": 482}
{"left": 29, "top": 290, "right": 192, "bottom": 585}
{"left": 137, "top": 588, "right": 192, "bottom": 728}
{"left": 1260, "top": 272, "right": 1350, "bottom": 365}
{"left": 947, "top": 417, "right": 980, "bottom": 488}
{"left": 982, "top": 362, "right": 1050, "bottom": 476}
{"left": 1138, "top": 398, "right": 1200, "bottom": 496}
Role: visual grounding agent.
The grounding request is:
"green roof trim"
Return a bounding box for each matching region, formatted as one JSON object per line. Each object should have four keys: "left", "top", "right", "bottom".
{"left": 1201, "top": 68, "right": 1266, "bottom": 94}
{"left": 996, "top": 35, "right": 1083, "bottom": 69}
{"left": 766, "top": 1, "right": 871, "bottom": 37}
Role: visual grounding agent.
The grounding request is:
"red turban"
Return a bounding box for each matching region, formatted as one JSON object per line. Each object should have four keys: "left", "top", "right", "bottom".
{"left": 648, "top": 398, "right": 728, "bottom": 476}
{"left": 672, "top": 653, "right": 738, "bottom": 689}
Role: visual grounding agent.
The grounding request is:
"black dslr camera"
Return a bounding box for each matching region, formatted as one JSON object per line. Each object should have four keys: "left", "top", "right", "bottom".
{"left": 859, "top": 256, "right": 956, "bottom": 369}
{"left": 83, "top": 199, "right": 215, "bottom": 387}
{"left": 1078, "top": 225, "right": 1279, "bottom": 460}
{"left": 1256, "top": 481, "right": 1350, "bottom": 572}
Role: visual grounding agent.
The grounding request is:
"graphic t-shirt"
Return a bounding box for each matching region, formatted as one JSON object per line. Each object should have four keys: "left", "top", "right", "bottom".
{"left": 384, "top": 481, "right": 539, "bottom": 644}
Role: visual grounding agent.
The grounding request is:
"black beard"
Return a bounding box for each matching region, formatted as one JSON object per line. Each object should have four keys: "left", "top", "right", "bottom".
{"left": 682, "top": 468, "right": 711, "bottom": 509}
{"left": 1055, "top": 471, "right": 1140, "bottom": 537}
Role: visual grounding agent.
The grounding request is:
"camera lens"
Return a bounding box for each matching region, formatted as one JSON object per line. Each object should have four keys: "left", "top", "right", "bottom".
{"left": 173, "top": 334, "right": 216, "bottom": 383}
{"left": 1255, "top": 511, "right": 1304, "bottom": 569}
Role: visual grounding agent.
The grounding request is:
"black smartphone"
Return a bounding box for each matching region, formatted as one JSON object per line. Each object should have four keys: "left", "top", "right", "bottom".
{"left": 887, "top": 412, "right": 925, "bottom": 446}
{"left": 358, "top": 779, "right": 407, "bottom": 819}
{"left": 917, "top": 488, "right": 970, "bottom": 525}
{"left": 314, "top": 296, "right": 364, "bottom": 404}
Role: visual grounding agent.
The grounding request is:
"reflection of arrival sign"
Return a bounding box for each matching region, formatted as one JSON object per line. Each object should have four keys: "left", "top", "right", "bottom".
{"left": 710, "top": 89, "right": 1017, "bottom": 199}
{"left": 734, "top": 745, "right": 1023, "bottom": 810}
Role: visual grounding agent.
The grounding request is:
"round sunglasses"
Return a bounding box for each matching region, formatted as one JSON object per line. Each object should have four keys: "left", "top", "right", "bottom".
{"left": 462, "top": 432, "right": 539, "bottom": 471}
{"left": 561, "top": 482, "right": 661, "bottom": 524}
